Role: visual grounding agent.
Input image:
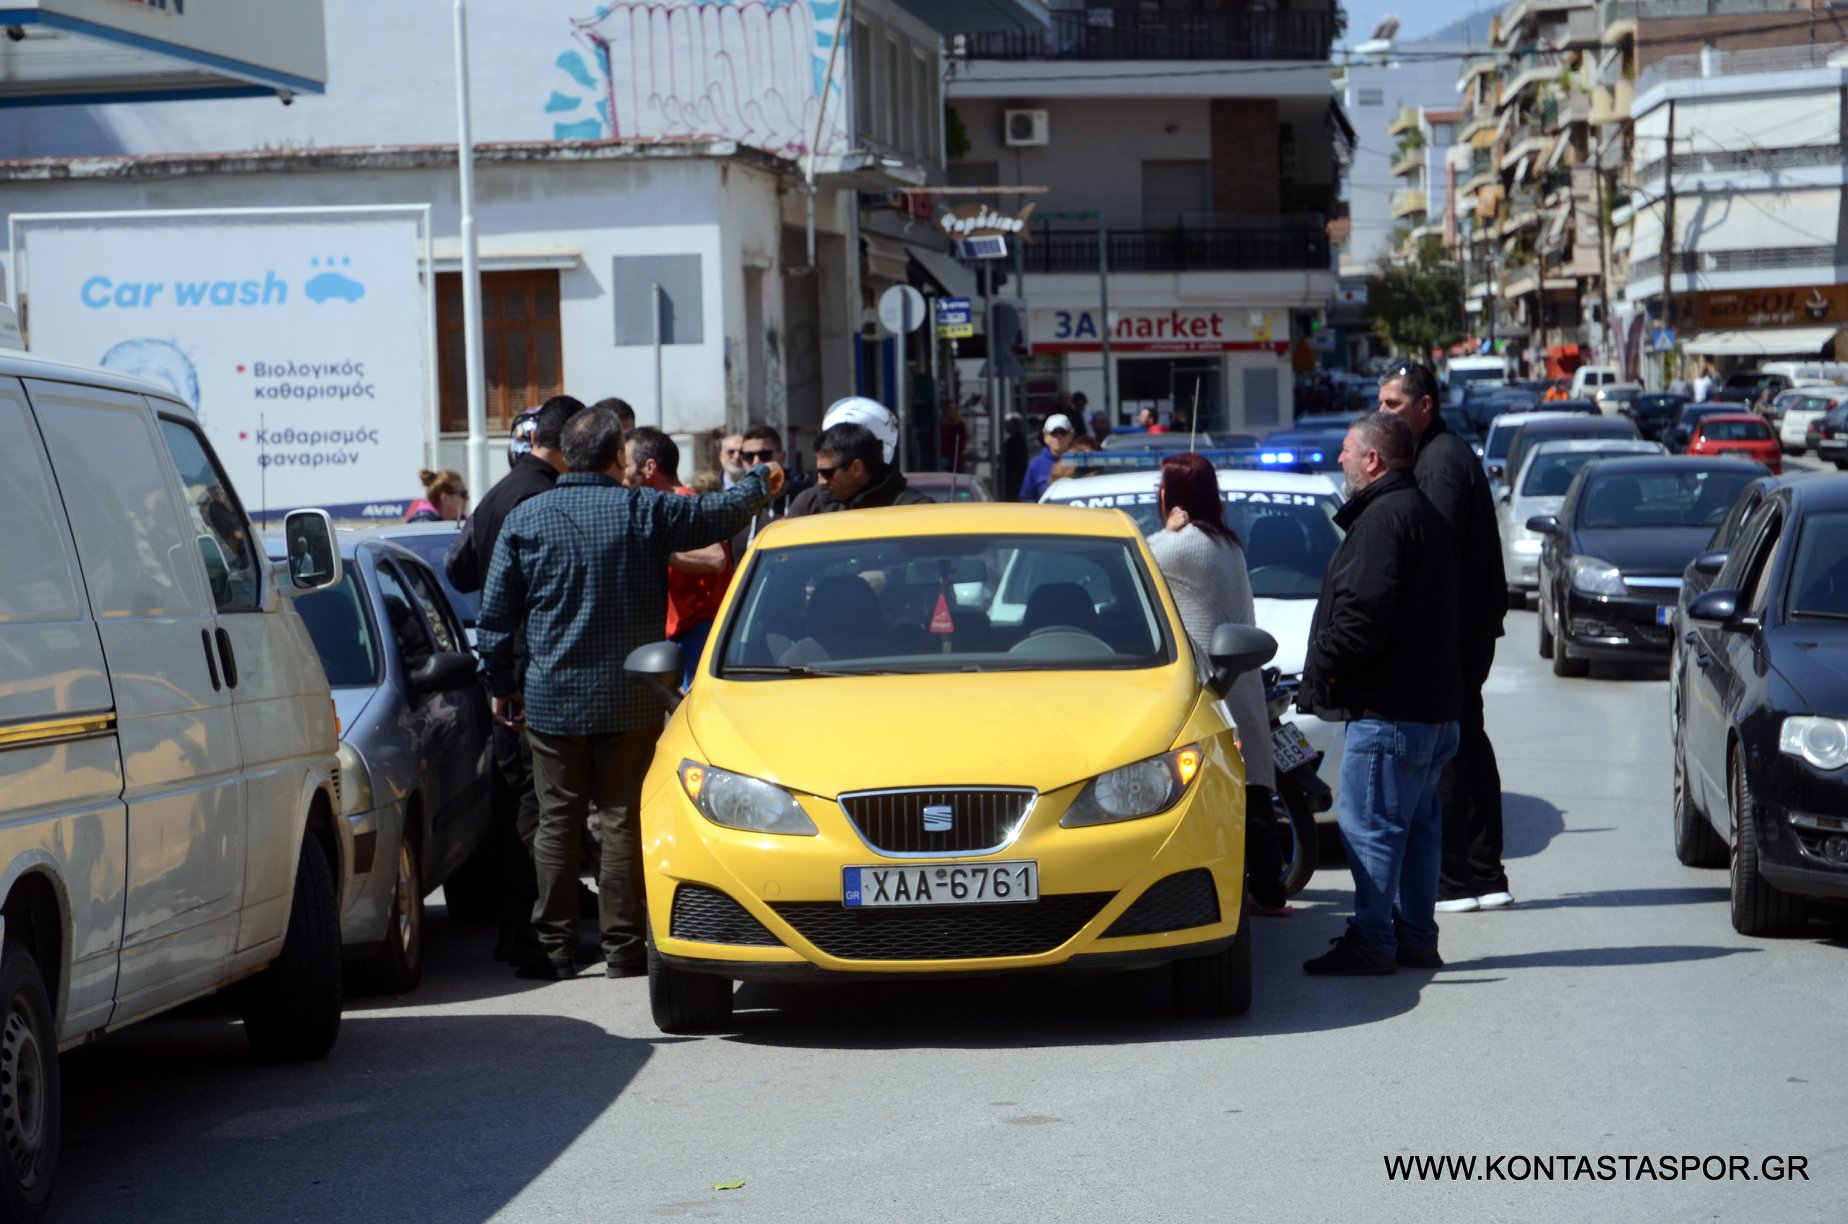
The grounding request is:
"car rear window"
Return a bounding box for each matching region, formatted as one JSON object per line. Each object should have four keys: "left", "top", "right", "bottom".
{"left": 291, "top": 573, "right": 380, "bottom": 687}
{"left": 1700, "top": 420, "right": 1771, "bottom": 442}
{"left": 1789, "top": 511, "right": 1848, "bottom": 619}
{"left": 1521, "top": 451, "right": 1622, "bottom": 498}
{"left": 1578, "top": 468, "right": 1760, "bottom": 530}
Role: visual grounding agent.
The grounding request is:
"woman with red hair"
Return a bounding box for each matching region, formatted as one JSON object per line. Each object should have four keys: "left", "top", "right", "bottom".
{"left": 1146, "top": 452, "right": 1290, "bottom": 913}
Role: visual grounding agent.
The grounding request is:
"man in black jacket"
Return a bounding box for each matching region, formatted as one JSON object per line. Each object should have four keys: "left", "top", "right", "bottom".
{"left": 445, "top": 394, "right": 583, "bottom": 961}
{"left": 792, "top": 421, "right": 933, "bottom": 514}
{"left": 1301, "top": 411, "right": 1462, "bottom": 975}
{"left": 730, "top": 423, "right": 816, "bottom": 555}
{"left": 1378, "top": 361, "right": 1514, "bottom": 913}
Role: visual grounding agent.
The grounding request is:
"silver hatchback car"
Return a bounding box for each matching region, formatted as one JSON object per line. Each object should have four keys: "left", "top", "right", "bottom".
{"left": 1498, "top": 438, "right": 1667, "bottom": 602}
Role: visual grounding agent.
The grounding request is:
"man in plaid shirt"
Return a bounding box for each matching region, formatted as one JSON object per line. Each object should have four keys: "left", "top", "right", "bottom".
{"left": 478, "top": 404, "right": 783, "bottom": 980}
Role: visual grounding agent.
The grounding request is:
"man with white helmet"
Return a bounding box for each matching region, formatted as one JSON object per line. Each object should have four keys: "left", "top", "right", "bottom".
{"left": 788, "top": 397, "right": 931, "bottom": 515}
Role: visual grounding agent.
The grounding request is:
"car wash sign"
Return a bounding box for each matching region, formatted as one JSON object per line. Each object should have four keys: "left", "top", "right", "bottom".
{"left": 19, "top": 208, "right": 429, "bottom": 520}
{"left": 1032, "top": 307, "right": 1291, "bottom": 355}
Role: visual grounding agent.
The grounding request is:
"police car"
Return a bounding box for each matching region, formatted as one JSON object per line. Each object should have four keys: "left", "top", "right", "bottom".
{"left": 1041, "top": 468, "right": 1346, "bottom": 815}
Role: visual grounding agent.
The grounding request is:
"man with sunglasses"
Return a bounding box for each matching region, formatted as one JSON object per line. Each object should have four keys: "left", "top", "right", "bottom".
{"left": 730, "top": 423, "right": 815, "bottom": 553}
{"left": 804, "top": 421, "right": 932, "bottom": 513}
{"left": 1377, "top": 359, "right": 1514, "bottom": 915}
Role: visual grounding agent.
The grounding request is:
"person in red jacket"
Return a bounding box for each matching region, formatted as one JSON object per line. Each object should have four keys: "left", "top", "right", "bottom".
{"left": 624, "top": 427, "right": 732, "bottom": 688}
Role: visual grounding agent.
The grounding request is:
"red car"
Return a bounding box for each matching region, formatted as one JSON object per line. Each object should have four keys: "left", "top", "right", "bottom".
{"left": 1686, "top": 413, "right": 1781, "bottom": 474}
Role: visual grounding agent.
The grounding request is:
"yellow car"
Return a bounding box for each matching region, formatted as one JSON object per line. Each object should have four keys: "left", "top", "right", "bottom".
{"left": 623, "top": 503, "right": 1276, "bottom": 1033}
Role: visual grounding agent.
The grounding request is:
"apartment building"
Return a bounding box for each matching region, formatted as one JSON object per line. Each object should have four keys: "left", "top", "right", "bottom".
{"left": 1388, "top": 105, "right": 1464, "bottom": 260}
{"left": 946, "top": 0, "right": 1345, "bottom": 434}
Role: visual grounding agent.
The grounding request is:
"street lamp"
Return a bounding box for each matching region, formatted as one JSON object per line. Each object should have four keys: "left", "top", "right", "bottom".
{"left": 454, "top": 0, "right": 488, "bottom": 504}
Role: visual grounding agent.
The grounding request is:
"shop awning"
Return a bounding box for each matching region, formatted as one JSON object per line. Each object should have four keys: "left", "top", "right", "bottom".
{"left": 0, "top": 0, "right": 326, "bottom": 106}
{"left": 1681, "top": 326, "right": 1841, "bottom": 357}
{"left": 909, "top": 243, "right": 976, "bottom": 299}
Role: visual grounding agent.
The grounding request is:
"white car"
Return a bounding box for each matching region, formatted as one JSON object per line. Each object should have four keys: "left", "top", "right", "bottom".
{"left": 1042, "top": 468, "right": 1346, "bottom": 815}
{"left": 1481, "top": 409, "right": 1589, "bottom": 491}
{"left": 1774, "top": 388, "right": 1846, "bottom": 454}
{"left": 1498, "top": 438, "right": 1667, "bottom": 599}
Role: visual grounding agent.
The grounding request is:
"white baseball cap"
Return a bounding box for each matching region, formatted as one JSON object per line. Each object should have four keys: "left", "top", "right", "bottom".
{"left": 823, "top": 396, "right": 899, "bottom": 464}
{"left": 1042, "top": 413, "right": 1075, "bottom": 435}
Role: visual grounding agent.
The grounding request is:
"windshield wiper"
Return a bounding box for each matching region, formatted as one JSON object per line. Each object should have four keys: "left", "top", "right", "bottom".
{"left": 1790, "top": 610, "right": 1848, "bottom": 622}
{"left": 721, "top": 664, "right": 927, "bottom": 678}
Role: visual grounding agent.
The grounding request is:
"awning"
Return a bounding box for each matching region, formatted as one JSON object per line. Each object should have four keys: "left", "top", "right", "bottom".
{"left": 1681, "top": 326, "right": 1841, "bottom": 357}
{"left": 862, "top": 233, "right": 910, "bottom": 284}
{"left": 908, "top": 244, "right": 976, "bottom": 299}
{"left": 0, "top": 0, "right": 326, "bottom": 106}
{"left": 428, "top": 244, "right": 580, "bottom": 273}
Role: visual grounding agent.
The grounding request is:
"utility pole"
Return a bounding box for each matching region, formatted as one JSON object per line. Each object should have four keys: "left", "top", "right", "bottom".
{"left": 454, "top": 0, "right": 488, "bottom": 502}
{"left": 1596, "top": 168, "right": 1613, "bottom": 370}
{"left": 1535, "top": 240, "right": 1548, "bottom": 379}
{"left": 1660, "top": 98, "right": 1678, "bottom": 382}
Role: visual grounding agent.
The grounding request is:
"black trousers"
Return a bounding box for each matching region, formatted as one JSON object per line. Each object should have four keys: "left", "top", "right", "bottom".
{"left": 489, "top": 719, "right": 540, "bottom": 933}
{"left": 1437, "top": 641, "right": 1509, "bottom": 899}
{"left": 1246, "top": 783, "right": 1288, "bottom": 909}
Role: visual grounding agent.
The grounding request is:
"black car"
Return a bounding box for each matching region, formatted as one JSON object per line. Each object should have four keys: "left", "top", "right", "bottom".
{"left": 1666, "top": 402, "right": 1738, "bottom": 453}
{"left": 1671, "top": 476, "right": 1848, "bottom": 935}
{"left": 1812, "top": 404, "right": 1848, "bottom": 470}
{"left": 1503, "top": 415, "right": 1641, "bottom": 495}
{"left": 1530, "top": 456, "right": 1763, "bottom": 676}
{"left": 1628, "top": 393, "right": 1688, "bottom": 443}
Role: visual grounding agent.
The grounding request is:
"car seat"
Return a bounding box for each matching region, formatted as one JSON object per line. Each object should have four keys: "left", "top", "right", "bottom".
{"left": 1022, "top": 581, "right": 1100, "bottom": 636}
{"left": 1247, "top": 515, "right": 1311, "bottom": 575}
{"left": 1584, "top": 476, "right": 1642, "bottom": 527}
{"left": 782, "top": 574, "right": 886, "bottom": 663}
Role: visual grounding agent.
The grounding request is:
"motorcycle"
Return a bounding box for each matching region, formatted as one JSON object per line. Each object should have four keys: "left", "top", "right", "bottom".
{"left": 1263, "top": 666, "right": 1331, "bottom": 897}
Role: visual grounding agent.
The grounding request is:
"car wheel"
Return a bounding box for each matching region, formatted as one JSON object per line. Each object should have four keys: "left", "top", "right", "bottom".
{"left": 351, "top": 834, "right": 424, "bottom": 996}
{"left": 241, "top": 838, "right": 343, "bottom": 1060}
{"left": 1729, "top": 754, "right": 1809, "bottom": 937}
{"left": 1672, "top": 732, "right": 1726, "bottom": 868}
{"left": 1273, "top": 788, "right": 1319, "bottom": 898}
{"left": 1537, "top": 592, "right": 1555, "bottom": 659}
{"left": 0, "top": 936, "right": 59, "bottom": 1224}
{"left": 647, "top": 942, "right": 734, "bottom": 1034}
{"left": 1550, "top": 600, "right": 1588, "bottom": 677}
{"left": 1834, "top": 460, "right": 1848, "bottom": 471}
{"left": 1171, "top": 911, "right": 1252, "bottom": 1018}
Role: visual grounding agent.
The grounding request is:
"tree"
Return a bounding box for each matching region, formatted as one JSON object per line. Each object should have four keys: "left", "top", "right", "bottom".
{"left": 1369, "top": 236, "right": 1462, "bottom": 358}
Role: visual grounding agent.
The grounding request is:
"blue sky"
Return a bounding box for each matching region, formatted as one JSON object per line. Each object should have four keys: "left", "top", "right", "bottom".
{"left": 1341, "top": 0, "right": 1494, "bottom": 46}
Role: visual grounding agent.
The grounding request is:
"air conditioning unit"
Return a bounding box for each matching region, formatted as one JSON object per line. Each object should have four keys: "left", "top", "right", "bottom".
{"left": 1004, "top": 109, "right": 1050, "bottom": 147}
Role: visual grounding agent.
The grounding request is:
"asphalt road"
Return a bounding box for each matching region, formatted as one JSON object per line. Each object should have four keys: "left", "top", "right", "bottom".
{"left": 56, "top": 611, "right": 1847, "bottom": 1223}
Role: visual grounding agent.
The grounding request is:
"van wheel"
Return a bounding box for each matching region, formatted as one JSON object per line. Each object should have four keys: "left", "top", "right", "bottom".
{"left": 242, "top": 838, "right": 343, "bottom": 1060}
{"left": 647, "top": 944, "right": 734, "bottom": 1034}
{"left": 1171, "top": 913, "right": 1252, "bottom": 1017}
{"left": 351, "top": 835, "right": 423, "bottom": 996}
{"left": 0, "top": 937, "right": 59, "bottom": 1223}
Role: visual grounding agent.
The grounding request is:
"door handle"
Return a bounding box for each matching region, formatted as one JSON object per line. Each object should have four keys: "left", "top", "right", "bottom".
{"left": 214, "top": 627, "right": 239, "bottom": 689}
{"left": 201, "top": 629, "right": 221, "bottom": 692}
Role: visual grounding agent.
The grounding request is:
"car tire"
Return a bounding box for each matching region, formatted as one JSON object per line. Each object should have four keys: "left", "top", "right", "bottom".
{"left": 439, "top": 835, "right": 499, "bottom": 923}
{"left": 241, "top": 838, "right": 343, "bottom": 1060}
{"left": 1537, "top": 593, "right": 1555, "bottom": 659}
{"left": 647, "top": 942, "right": 734, "bottom": 1034}
{"left": 351, "top": 833, "right": 424, "bottom": 996}
{"left": 1171, "top": 907, "right": 1252, "bottom": 1017}
{"left": 0, "top": 936, "right": 59, "bottom": 1224}
{"left": 1672, "top": 732, "right": 1726, "bottom": 868}
{"left": 1550, "top": 600, "right": 1588, "bottom": 677}
{"left": 1729, "top": 755, "right": 1809, "bottom": 937}
{"left": 1273, "top": 788, "right": 1319, "bottom": 898}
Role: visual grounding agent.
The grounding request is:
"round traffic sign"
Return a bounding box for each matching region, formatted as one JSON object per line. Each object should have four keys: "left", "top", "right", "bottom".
{"left": 878, "top": 284, "right": 926, "bottom": 335}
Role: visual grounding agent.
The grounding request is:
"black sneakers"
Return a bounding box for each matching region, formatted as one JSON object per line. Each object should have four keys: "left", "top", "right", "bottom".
{"left": 1302, "top": 930, "right": 1398, "bottom": 976}
{"left": 514, "top": 954, "right": 575, "bottom": 981}
{"left": 604, "top": 959, "right": 647, "bottom": 979}
{"left": 1396, "top": 945, "right": 1444, "bottom": 970}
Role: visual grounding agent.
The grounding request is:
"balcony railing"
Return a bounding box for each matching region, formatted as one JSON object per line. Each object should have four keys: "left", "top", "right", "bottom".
{"left": 1635, "top": 42, "right": 1846, "bottom": 98}
{"left": 962, "top": 10, "right": 1333, "bottom": 63}
{"left": 1637, "top": 143, "right": 1848, "bottom": 183}
{"left": 1020, "top": 224, "right": 1330, "bottom": 274}
{"left": 1629, "top": 247, "right": 1836, "bottom": 281}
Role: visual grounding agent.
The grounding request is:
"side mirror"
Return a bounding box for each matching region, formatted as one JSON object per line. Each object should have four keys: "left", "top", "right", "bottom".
{"left": 624, "top": 641, "right": 685, "bottom": 712}
{"left": 1686, "top": 587, "right": 1758, "bottom": 633}
{"left": 1526, "top": 514, "right": 1560, "bottom": 536}
{"left": 1691, "top": 549, "right": 1728, "bottom": 578}
{"left": 1498, "top": 487, "right": 1511, "bottom": 504}
{"left": 409, "top": 650, "right": 478, "bottom": 697}
{"left": 1207, "top": 623, "right": 1277, "bottom": 696}
{"left": 283, "top": 509, "right": 343, "bottom": 594}
{"left": 1488, "top": 463, "right": 1505, "bottom": 481}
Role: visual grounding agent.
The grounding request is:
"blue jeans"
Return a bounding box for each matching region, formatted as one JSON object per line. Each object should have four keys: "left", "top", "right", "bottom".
{"left": 672, "top": 618, "right": 715, "bottom": 691}
{"left": 1336, "top": 719, "right": 1460, "bottom": 955}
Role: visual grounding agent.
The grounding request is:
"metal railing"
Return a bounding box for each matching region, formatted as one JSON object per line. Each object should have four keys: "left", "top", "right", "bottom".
{"left": 1635, "top": 42, "right": 1846, "bottom": 98}
{"left": 961, "top": 10, "right": 1333, "bottom": 63}
{"left": 1637, "top": 143, "right": 1848, "bottom": 183}
{"left": 1021, "top": 224, "right": 1330, "bottom": 274}
{"left": 1629, "top": 246, "right": 1837, "bottom": 280}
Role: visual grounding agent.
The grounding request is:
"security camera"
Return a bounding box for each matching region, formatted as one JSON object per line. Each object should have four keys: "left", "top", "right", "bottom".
{"left": 277, "top": 88, "right": 295, "bottom": 107}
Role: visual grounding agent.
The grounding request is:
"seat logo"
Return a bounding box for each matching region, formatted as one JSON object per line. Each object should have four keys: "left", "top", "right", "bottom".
{"left": 922, "top": 804, "right": 955, "bottom": 832}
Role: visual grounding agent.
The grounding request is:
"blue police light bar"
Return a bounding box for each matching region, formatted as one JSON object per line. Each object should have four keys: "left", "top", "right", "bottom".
{"left": 1059, "top": 446, "right": 1336, "bottom": 477}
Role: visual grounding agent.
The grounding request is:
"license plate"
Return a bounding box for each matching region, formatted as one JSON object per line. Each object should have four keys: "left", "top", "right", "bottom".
{"left": 1271, "top": 721, "right": 1316, "bottom": 773}
{"left": 843, "top": 862, "right": 1038, "bottom": 907}
{"left": 1655, "top": 605, "right": 1674, "bottom": 626}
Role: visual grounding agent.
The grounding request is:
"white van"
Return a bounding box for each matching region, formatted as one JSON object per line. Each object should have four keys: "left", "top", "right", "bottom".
{"left": 0, "top": 351, "right": 346, "bottom": 1220}
{"left": 1569, "top": 365, "right": 1620, "bottom": 398}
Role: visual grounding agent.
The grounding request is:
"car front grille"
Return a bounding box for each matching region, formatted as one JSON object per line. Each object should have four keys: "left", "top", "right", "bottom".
{"left": 769, "top": 893, "right": 1112, "bottom": 961}
{"left": 1102, "top": 869, "right": 1221, "bottom": 938}
{"left": 670, "top": 884, "right": 781, "bottom": 946}
{"left": 837, "top": 787, "right": 1036, "bottom": 855}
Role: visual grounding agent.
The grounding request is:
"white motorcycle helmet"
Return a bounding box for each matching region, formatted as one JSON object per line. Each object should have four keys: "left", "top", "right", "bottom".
{"left": 823, "top": 396, "right": 899, "bottom": 465}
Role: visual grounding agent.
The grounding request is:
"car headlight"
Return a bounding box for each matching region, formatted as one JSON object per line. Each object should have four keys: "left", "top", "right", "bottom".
{"left": 1061, "top": 745, "right": 1202, "bottom": 827}
{"left": 1569, "top": 556, "right": 1627, "bottom": 597}
{"left": 678, "top": 761, "right": 817, "bottom": 835}
{"left": 1779, "top": 717, "right": 1848, "bottom": 771}
{"left": 335, "top": 740, "right": 374, "bottom": 818}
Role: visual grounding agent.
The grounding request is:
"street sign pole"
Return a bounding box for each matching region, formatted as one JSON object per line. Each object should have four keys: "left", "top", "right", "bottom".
{"left": 454, "top": 0, "right": 488, "bottom": 502}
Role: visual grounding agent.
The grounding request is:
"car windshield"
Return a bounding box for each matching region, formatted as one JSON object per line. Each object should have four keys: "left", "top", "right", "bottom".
{"left": 1045, "top": 486, "right": 1342, "bottom": 598}
{"left": 1701, "top": 420, "right": 1771, "bottom": 442}
{"left": 291, "top": 572, "right": 380, "bottom": 687}
{"left": 718, "top": 533, "right": 1172, "bottom": 675}
{"left": 1521, "top": 450, "right": 1630, "bottom": 498}
{"left": 1634, "top": 396, "right": 1681, "bottom": 417}
{"left": 1578, "top": 468, "right": 1759, "bottom": 530}
{"left": 378, "top": 529, "right": 477, "bottom": 623}
{"left": 1788, "top": 511, "right": 1848, "bottom": 620}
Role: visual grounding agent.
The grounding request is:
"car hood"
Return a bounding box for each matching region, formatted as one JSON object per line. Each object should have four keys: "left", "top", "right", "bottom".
{"left": 683, "top": 666, "right": 1197, "bottom": 797}
{"left": 1769, "top": 623, "right": 1848, "bottom": 714}
{"left": 1574, "top": 527, "right": 1714, "bottom": 576}
{"left": 1253, "top": 597, "right": 1314, "bottom": 676}
{"left": 332, "top": 685, "right": 380, "bottom": 737}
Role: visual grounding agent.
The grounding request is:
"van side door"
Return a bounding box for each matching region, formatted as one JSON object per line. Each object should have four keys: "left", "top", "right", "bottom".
{"left": 153, "top": 412, "right": 333, "bottom": 956}
{"left": 26, "top": 379, "right": 245, "bottom": 1019}
{"left": 0, "top": 379, "right": 127, "bottom": 1039}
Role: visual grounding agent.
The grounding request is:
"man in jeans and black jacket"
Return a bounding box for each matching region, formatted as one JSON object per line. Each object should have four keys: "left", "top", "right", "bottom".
{"left": 1300, "top": 412, "right": 1462, "bottom": 975}
{"left": 447, "top": 394, "right": 584, "bottom": 962}
{"left": 1378, "top": 361, "right": 1513, "bottom": 913}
